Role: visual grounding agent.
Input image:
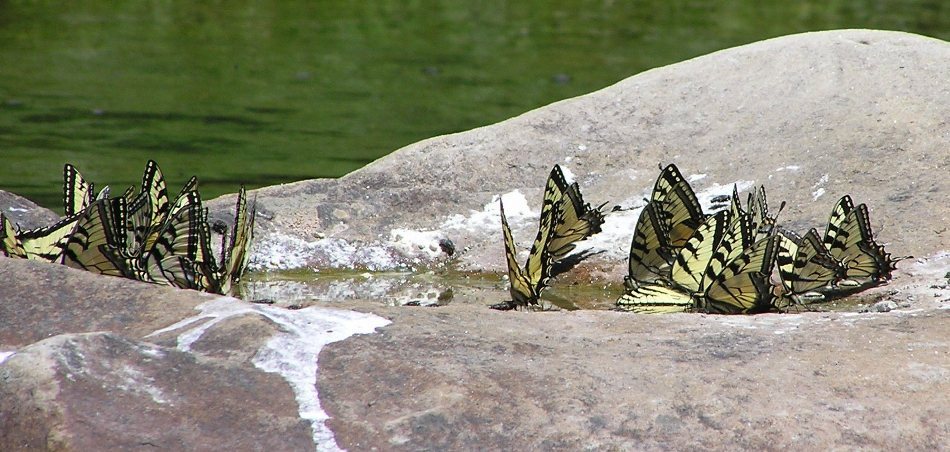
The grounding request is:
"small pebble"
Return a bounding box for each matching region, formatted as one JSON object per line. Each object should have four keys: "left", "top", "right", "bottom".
{"left": 871, "top": 300, "right": 898, "bottom": 312}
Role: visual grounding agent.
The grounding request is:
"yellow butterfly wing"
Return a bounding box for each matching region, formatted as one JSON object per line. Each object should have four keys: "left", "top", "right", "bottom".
{"left": 625, "top": 202, "right": 672, "bottom": 289}
{"left": 842, "top": 204, "right": 902, "bottom": 281}
{"left": 58, "top": 199, "right": 130, "bottom": 277}
{"left": 18, "top": 213, "right": 82, "bottom": 262}
{"left": 546, "top": 165, "right": 606, "bottom": 260}
{"left": 224, "top": 186, "right": 256, "bottom": 286}
{"left": 776, "top": 229, "right": 845, "bottom": 296}
{"left": 63, "top": 163, "right": 95, "bottom": 217}
{"left": 748, "top": 185, "right": 783, "bottom": 241}
{"left": 729, "top": 184, "right": 745, "bottom": 219}
{"left": 821, "top": 195, "right": 856, "bottom": 256}
{"left": 821, "top": 197, "right": 899, "bottom": 282}
{"left": 700, "top": 211, "right": 754, "bottom": 293}
{"left": 701, "top": 235, "right": 778, "bottom": 314}
{"left": 616, "top": 283, "right": 694, "bottom": 313}
{"left": 524, "top": 170, "right": 563, "bottom": 290}
{"left": 142, "top": 191, "right": 204, "bottom": 286}
{"left": 651, "top": 164, "right": 705, "bottom": 249}
{"left": 127, "top": 160, "right": 171, "bottom": 253}
{"left": 1, "top": 213, "right": 27, "bottom": 258}
{"left": 671, "top": 211, "right": 728, "bottom": 293}
{"left": 499, "top": 199, "right": 536, "bottom": 307}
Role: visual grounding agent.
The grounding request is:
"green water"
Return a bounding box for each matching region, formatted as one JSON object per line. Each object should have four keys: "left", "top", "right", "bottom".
{"left": 1, "top": 1, "right": 946, "bottom": 211}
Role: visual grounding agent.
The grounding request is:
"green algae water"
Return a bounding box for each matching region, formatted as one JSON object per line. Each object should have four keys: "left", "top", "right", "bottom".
{"left": 1, "top": 1, "right": 947, "bottom": 211}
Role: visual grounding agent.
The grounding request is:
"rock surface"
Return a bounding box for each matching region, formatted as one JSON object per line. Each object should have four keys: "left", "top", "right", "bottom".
{"left": 2, "top": 30, "right": 949, "bottom": 450}
{"left": 0, "top": 191, "right": 59, "bottom": 230}
{"left": 318, "top": 303, "right": 949, "bottom": 451}
{"left": 223, "top": 29, "right": 949, "bottom": 279}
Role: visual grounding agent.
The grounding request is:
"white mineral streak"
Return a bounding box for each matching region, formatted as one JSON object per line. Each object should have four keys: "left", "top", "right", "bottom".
{"left": 148, "top": 298, "right": 391, "bottom": 452}
{"left": 441, "top": 189, "right": 531, "bottom": 231}
{"left": 812, "top": 174, "right": 829, "bottom": 200}
{"left": 0, "top": 351, "right": 14, "bottom": 364}
{"left": 251, "top": 232, "right": 401, "bottom": 272}
{"left": 687, "top": 173, "right": 707, "bottom": 182}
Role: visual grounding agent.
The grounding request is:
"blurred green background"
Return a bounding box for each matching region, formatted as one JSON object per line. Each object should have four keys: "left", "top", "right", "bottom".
{"left": 1, "top": 1, "right": 946, "bottom": 212}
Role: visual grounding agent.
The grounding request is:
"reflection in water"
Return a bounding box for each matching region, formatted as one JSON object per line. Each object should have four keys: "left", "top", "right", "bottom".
{"left": 238, "top": 269, "right": 623, "bottom": 310}
{"left": 237, "top": 268, "right": 880, "bottom": 312}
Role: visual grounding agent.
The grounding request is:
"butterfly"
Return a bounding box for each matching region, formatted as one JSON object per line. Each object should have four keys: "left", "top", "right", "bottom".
{"left": 57, "top": 199, "right": 131, "bottom": 277}
{"left": 546, "top": 165, "right": 607, "bottom": 261}
{"left": 496, "top": 196, "right": 560, "bottom": 309}
{"left": 822, "top": 195, "right": 907, "bottom": 283}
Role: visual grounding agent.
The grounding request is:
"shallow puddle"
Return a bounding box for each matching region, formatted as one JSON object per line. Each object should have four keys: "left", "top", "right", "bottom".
{"left": 236, "top": 269, "right": 880, "bottom": 313}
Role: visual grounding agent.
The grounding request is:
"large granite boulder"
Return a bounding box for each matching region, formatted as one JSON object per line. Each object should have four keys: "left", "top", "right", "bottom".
{"left": 219, "top": 29, "right": 949, "bottom": 281}
{"left": 2, "top": 29, "right": 949, "bottom": 450}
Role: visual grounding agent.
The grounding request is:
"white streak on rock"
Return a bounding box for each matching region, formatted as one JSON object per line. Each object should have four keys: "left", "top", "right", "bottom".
{"left": 251, "top": 233, "right": 320, "bottom": 270}
{"left": 251, "top": 233, "right": 401, "bottom": 272}
{"left": 116, "top": 364, "right": 169, "bottom": 405}
{"left": 441, "top": 190, "right": 531, "bottom": 231}
{"left": 0, "top": 351, "right": 14, "bottom": 364}
{"left": 149, "top": 297, "right": 391, "bottom": 452}
{"left": 811, "top": 174, "right": 829, "bottom": 200}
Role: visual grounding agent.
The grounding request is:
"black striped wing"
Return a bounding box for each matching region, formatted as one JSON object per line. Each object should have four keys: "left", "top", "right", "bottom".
{"left": 671, "top": 211, "right": 728, "bottom": 293}
{"left": 63, "top": 163, "right": 95, "bottom": 217}
{"left": 625, "top": 202, "right": 672, "bottom": 289}
{"left": 616, "top": 283, "right": 694, "bottom": 313}
{"left": 524, "top": 170, "right": 563, "bottom": 293}
{"left": 776, "top": 229, "right": 845, "bottom": 296}
{"left": 701, "top": 235, "right": 778, "bottom": 314}
{"left": 500, "top": 199, "right": 537, "bottom": 307}
{"left": 58, "top": 200, "right": 130, "bottom": 277}
{"left": 1, "top": 213, "right": 27, "bottom": 258}
{"left": 651, "top": 164, "right": 706, "bottom": 250}
{"left": 215, "top": 186, "right": 256, "bottom": 293}
{"left": 18, "top": 213, "right": 82, "bottom": 262}
{"left": 546, "top": 165, "right": 606, "bottom": 260}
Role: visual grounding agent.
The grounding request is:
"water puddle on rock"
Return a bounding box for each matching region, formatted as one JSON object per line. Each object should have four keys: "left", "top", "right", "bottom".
{"left": 236, "top": 269, "right": 879, "bottom": 313}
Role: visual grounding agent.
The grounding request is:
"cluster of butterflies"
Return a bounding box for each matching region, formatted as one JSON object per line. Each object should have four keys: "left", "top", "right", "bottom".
{"left": 500, "top": 163, "right": 908, "bottom": 314}
{"left": 0, "top": 161, "right": 255, "bottom": 295}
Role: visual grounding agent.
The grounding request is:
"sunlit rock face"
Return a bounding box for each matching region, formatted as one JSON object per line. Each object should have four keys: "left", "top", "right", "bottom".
{"left": 213, "top": 29, "right": 948, "bottom": 281}
{"left": 2, "top": 30, "right": 949, "bottom": 451}
{"left": 0, "top": 190, "right": 59, "bottom": 229}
